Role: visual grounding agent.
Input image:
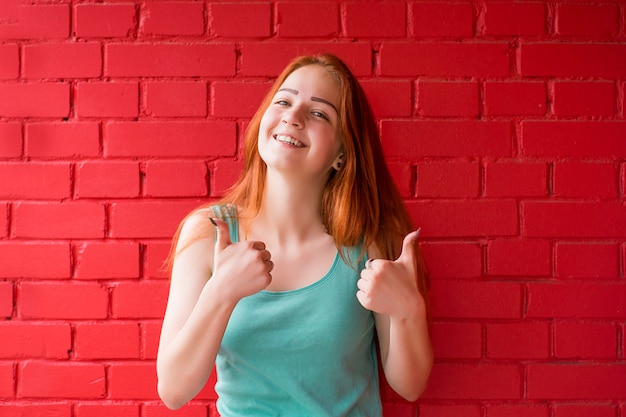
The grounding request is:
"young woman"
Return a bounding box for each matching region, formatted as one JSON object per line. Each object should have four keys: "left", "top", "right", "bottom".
{"left": 157, "top": 54, "right": 433, "bottom": 416}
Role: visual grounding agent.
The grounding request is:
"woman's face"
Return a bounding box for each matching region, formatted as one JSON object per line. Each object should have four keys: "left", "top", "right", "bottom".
{"left": 258, "top": 65, "right": 343, "bottom": 182}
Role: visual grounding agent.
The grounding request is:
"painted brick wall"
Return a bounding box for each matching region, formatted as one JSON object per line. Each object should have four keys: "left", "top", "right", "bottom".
{"left": 0, "top": 1, "right": 625, "bottom": 416}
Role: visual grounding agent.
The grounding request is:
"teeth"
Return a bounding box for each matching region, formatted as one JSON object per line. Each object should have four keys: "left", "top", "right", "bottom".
{"left": 275, "top": 134, "right": 304, "bottom": 147}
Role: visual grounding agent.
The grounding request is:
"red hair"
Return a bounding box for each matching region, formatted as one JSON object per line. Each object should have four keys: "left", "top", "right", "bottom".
{"left": 168, "top": 54, "right": 429, "bottom": 298}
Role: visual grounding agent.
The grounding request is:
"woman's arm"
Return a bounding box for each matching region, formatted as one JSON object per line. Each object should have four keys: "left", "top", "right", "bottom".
{"left": 156, "top": 215, "right": 273, "bottom": 409}
{"left": 358, "top": 231, "right": 433, "bottom": 401}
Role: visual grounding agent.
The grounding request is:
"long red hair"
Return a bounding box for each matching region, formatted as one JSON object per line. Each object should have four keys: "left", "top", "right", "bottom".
{"left": 168, "top": 54, "right": 429, "bottom": 298}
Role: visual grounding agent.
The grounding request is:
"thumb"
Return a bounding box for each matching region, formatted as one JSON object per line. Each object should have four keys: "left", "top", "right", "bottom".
{"left": 210, "top": 217, "right": 232, "bottom": 252}
{"left": 396, "top": 228, "right": 421, "bottom": 265}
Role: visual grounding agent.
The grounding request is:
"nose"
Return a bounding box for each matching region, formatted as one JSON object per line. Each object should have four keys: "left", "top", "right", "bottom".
{"left": 281, "top": 107, "right": 303, "bottom": 128}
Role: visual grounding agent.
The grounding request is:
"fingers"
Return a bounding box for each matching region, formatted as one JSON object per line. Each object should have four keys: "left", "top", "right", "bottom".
{"left": 210, "top": 217, "right": 232, "bottom": 252}
{"left": 397, "top": 228, "right": 421, "bottom": 264}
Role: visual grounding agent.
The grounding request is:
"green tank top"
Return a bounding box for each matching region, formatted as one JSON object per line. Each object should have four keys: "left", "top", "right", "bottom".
{"left": 211, "top": 205, "right": 382, "bottom": 417}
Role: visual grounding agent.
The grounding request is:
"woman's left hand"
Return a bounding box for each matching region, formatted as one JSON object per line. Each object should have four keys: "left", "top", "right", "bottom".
{"left": 356, "top": 230, "right": 426, "bottom": 320}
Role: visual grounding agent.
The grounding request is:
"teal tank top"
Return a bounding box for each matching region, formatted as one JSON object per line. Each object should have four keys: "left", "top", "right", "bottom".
{"left": 211, "top": 205, "right": 382, "bottom": 417}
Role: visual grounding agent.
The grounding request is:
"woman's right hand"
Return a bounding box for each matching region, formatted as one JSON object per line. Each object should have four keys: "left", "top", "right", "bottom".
{"left": 208, "top": 217, "right": 273, "bottom": 302}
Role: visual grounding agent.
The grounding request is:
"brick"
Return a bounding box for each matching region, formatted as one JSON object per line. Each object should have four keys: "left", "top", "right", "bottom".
{"left": 430, "top": 322, "right": 482, "bottom": 359}
{"left": 105, "top": 43, "right": 235, "bottom": 77}
{"left": 104, "top": 121, "right": 236, "bottom": 158}
{"left": 553, "top": 162, "right": 618, "bottom": 199}
{"left": 344, "top": 2, "right": 406, "bottom": 37}
{"left": 209, "top": 3, "right": 271, "bottom": 37}
{"left": 410, "top": 2, "right": 473, "bottom": 38}
{"left": 109, "top": 200, "right": 202, "bottom": 239}
{"left": 0, "top": 203, "right": 6, "bottom": 239}
{"left": 25, "top": 122, "right": 100, "bottom": 158}
{"left": 0, "top": 243, "right": 71, "bottom": 279}
{"left": 380, "top": 42, "right": 510, "bottom": 77}
{"left": 76, "top": 403, "right": 140, "bottom": 417}
{"left": 19, "top": 282, "right": 108, "bottom": 320}
{"left": 212, "top": 160, "right": 244, "bottom": 197}
{"left": 0, "top": 43, "right": 18, "bottom": 79}
{"left": 486, "top": 322, "right": 549, "bottom": 359}
{"left": 0, "top": 83, "right": 69, "bottom": 118}
{"left": 407, "top": 200, "right": 518, "bottom": 238}
{"left": 553, "top": 404, "right": 617, "bottom": 417}
{"left": 141, "top": 321, "right": 161, "bottom": 359}
{"left": 526, "top": 283, "right": 626, "bottom": 318}
{"left": 486, "top": 404, "right": 550, "bottom": 417}
{"left": 13, "top": 202, "right": 105, "bottom": 239}
{"left": 141, "top": 1, "right": 204, "bottom": 36}
{"left": 75, "top": 242, "right": 140, "bottom": 280}
{"left": 420, "top": 404, "right": 482, "bottom": 417}
{"left": 239, "top": 42, "right": 372, "bottom": 77}
{"left": 360, "top": 80, "right": 412, "bottom": 118}
{"left": 108, "top": 363, "right": 158, "bottom": 400}
{"left": 145, "top": 241, "right": 171, "bottom": 279}
{"left": 23, "top": 42, "right": 101, "bottom": 79}
{"left": 430, "top": 281, "right": 522, "bottom": 319}
{"left": 144, "top": 403, "right": 208, "bottom": 417}
{"left": 386, "top": 162, "right": 412, "bottom": 198}
{"left": 381, "top": 120, "right": 512, "bottom": 158}
{"left": 421, "top": 363, "right": 521, "bottom": 399}
{"left": 0, "top": 162, "right": 70, "bottom": 199}
{"left": 111, "top": 281, "right": 169, "bottom": 319}
{"left": 0, "top": 323, "right": 70, "bottom": 359}
{"left": 75, "top": 322, "right": 140, "bottom": 359}
{"left": 418, "top": 81, "right": 478, "bottom": 117}
{"left": 19, "top": 361, "right": 105, "bottom": 399}
{"left": 0, "top": 404, "right": 71, "bottom": 417}
{"left": 382, "top": 403, "right": 417, "bottom": 417}
{"left": 0, "top": 281, "right": 12, "bottom": 317}
{"left": 76, "top": 161, "right": 140, "bottom": 199}
{"left": 553, "top": 81, "right": 615, "bottom": 117}
{"left": 75, "top": 3, "right": 136, "bottom": 38}
{"left": 484, "top": 161, "right": 548, "bottom": 197}
{"left": 0, "top": 4, "right": 69, "bottom": 39}
{"left": 483, "top": 2, "right": 546, "bottom": 36}
{"left": 420, "top": 242, "right": 482, "bottom": 279}
{"left": 0, "top": 123, "right": 21, "bottom": 158}
{"left": 145, "top": 160, "right": 208, "bottom": 198}
{"left": 276, "top": 2, "right": 338, "bottom": 37}
{"left": 521, "top": 43, "right": 626, "bottom": 78}
{"left": 76, "top": 82, "right": 139, "bottom": 118}
{"left": 555, "top": 243, "right": 619, "bottom": 279}
{"left": 554, "top": 322, "right": 617, "bottom": 359}
{"left": 527, "top": 364, "right": 626, "bottom": 400}
{"left": 146, "top": 81, "right": 207, "bottom": 117}
{"left": 0, "top": 362, "right": 14, "bottom": 397}
{"left": 557, "top": 4, "right": 619, "bottom": 39}
{"left": 484, "top": 81, "right": 547, "bottom": 116}
{"left": 522, "top": 202, "right": 626, "bottom": 238}
{"left": 212, "top": 81, "right": 271, "bottom": 118}
{"left": 521, "top": 121, "right": 626, "bottom": 158}
{"left": 487, "top": 239, "right": 551, "bottom": 277}
{"left": 416, "top": 161, "right": 480, "bottom": 198}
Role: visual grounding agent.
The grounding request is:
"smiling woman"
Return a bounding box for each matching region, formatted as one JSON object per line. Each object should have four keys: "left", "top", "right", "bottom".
{"left": 156, "top": 54, "right": 432, "bottom": 416}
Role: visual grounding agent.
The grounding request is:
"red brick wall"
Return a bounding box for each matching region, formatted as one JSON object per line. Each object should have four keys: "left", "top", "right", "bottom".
{"left": 0, "top": 1, "right": 625, "bottom": 416}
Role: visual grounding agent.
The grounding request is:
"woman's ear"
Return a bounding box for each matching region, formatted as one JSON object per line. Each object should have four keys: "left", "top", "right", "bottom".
{"left": 332, "top": 152, "right": 344, "bottom": 170}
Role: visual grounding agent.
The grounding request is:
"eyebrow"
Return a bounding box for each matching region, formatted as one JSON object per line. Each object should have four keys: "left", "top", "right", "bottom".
{"left": 277, "top": 88, "right": 338, "bottom": 114}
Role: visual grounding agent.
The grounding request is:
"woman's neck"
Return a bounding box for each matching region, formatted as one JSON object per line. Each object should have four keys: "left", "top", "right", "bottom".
{"left": 248, "top": 169, "right": 328, "bottom": 245}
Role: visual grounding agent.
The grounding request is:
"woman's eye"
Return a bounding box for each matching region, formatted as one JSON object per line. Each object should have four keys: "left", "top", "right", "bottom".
{"left": 312, "top": 111, "right": 329, "bottom": 120}
{"left": 275, "top": 99, "right": 289, "bottom": 106}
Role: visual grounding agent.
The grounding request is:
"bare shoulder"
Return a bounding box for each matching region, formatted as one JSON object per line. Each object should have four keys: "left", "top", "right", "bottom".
{"left": 171, "top": 208, "right": 216, "bottom": 281}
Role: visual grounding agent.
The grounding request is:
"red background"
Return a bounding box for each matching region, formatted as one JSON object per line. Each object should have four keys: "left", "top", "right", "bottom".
{"left": 1, "top": 1, "right": 625, "bottom": 416}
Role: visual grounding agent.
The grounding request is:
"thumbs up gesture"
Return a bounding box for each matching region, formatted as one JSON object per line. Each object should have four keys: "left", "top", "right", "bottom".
{"left": 209, "top": 217, "right": 273, "bottom": 302}
{"left": 357, "top": 230, "right": 426, "bottom": 320}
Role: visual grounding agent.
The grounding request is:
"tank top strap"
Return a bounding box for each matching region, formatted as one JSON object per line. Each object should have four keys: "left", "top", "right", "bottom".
{"left": 210, "top": 204, "right": 239, "bottom": 243}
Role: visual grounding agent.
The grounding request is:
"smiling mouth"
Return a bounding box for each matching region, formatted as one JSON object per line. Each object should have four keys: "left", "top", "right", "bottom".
{"left": 273, "top": 134, "right": 305, "bottom": 148}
